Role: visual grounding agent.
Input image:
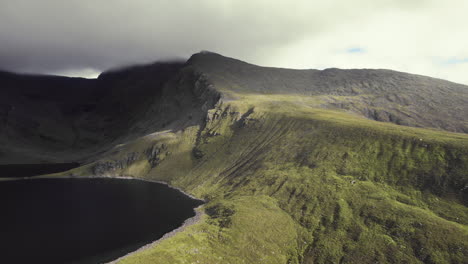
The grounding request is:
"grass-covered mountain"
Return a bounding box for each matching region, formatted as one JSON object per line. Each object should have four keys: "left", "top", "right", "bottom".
{"left": 2, "top": 52, "right": 468, "bottom": 263}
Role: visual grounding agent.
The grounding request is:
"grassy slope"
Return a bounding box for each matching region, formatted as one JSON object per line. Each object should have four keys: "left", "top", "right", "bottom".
{"left": 66, "top": 93, "right": 468, "bottom": 264}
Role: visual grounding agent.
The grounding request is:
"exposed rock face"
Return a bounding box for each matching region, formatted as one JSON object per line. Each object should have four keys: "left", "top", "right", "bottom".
{"left": 144, "top": 143, "right": 168, "bottom": 168}
{"left": 92, "top": 152, "right": 140, "bottom": 175}
{"left": 192, "top": 147, "right": 204, "bottom": 159}
{"left": 189, "top": 52, "right": 468, "bottom": 133}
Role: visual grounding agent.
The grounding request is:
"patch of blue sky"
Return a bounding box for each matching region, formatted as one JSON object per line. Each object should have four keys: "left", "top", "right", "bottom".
{"left": 445, "top": 58, "right": 468, "bottom": 64}
{"left": 436, "top": 57, "right": 468, "bottom": 66}
{"left": 346, "top": 47, "right": 365, "bottom": 53}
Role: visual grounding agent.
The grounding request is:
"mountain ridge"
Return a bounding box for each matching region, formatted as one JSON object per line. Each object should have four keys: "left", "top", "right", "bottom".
{"left": 187, "top": 52, "right": 468, "bottom": 133}
{"left": 1, "top": 52, "right": 468, "bottom": 263}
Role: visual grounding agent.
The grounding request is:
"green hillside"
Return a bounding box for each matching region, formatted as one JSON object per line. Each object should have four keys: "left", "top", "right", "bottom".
{"left": 5, "top": 52, "right": 468, "bottom": 263}
{"left": 67, "top": 92, "right": 468, "bottom": 264}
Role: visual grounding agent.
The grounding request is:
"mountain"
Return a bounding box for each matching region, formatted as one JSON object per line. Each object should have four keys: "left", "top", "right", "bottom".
{"left": 189, "top": 52, "right": 468, "bottom": 133}
{"left": 0, "top": 62, "right": 218, "bottom": 164}
{"left": 1, "top": 52, "right": 468, "bottom": 263}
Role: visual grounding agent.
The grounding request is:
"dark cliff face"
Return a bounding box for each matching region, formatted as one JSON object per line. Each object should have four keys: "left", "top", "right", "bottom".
{"left": 0, "top": 61, "right": 221, "bottom": 164}
{"left": 0, "top": 71, "right": 98, "bottom": 163}
{"left": 188, "top": 52, "right": 468, "bottom": 133}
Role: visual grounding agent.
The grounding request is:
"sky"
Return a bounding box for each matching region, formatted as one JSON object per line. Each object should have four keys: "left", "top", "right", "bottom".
{"left": 0, "top": 0, "right": 467, "bottom": 84}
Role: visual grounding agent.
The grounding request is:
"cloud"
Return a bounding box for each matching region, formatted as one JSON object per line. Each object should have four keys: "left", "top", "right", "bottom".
{"left": 0, "top": 0, "right": 467, "bottom": 85}
{"left": 264, "top": 0, "right": 468, "bottom": 85}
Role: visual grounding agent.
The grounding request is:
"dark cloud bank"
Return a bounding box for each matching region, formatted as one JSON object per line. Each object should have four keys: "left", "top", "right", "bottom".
{"left": 0, "top": 0, "right": 433, "bottom": 76}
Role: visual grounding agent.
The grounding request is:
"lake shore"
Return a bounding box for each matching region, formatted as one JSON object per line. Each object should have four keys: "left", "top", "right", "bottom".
{"left": 107, "top": 204, "right": 204, "bottom": 264}
{"left": 0, "top": 173, "right": 206, "bottom": 263}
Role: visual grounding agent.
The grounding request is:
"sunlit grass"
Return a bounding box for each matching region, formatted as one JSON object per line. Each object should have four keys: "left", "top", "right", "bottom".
{"left": 53, "top": 93, "right": 468, "bottom": 263}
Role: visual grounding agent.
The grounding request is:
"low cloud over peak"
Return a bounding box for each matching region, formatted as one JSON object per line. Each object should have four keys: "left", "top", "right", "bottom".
{"left": 1, "top": 0, "right": 467, "bottom": 84}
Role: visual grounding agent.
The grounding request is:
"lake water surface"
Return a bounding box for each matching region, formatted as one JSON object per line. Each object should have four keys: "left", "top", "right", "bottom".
{"left": 0, "top": 163, "right": 80, "bottom": 178}
{"left": 0, "top": 178, "right": 203, "bottom": 264}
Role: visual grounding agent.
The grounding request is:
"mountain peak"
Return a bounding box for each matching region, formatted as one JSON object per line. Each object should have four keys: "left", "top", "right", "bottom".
{"left": 186, "top": 51, "right": 247, "bottom": 68}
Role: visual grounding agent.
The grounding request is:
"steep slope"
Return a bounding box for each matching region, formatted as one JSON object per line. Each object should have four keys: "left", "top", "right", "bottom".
{"left": 2, "top": 52, "right": 468, "bottom": 263}
{"left": 0, "top": 71, "right": 97, "bottom": 163}
{"left": 0, "top": 62, "right": 220, "bottom": 164}
{"left": 74, "top": 96, "right": 468, "bottom": 264}
{"left": 189, "top": 52, "right": 468, "bottom": 133}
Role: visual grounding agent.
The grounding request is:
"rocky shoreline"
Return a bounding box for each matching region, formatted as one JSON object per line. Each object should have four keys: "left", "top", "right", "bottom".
{"left": 107, "top": 204, "right": 204, "bottom": 264}
{"left": 100, "top": 176, "right": 205, "bottom": 263}
{"left": 60, "top": 175, "right": 206, "bottom": 263}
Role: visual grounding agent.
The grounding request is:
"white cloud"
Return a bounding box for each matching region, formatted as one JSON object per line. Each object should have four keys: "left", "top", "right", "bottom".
{"left": 50, "top": 68, "right": 100, "bottom": 79}
{"left": 261, "top": 0, "right": 468, "bottom": 84}
{"left": 0, "top": 0, "right": 467, "bottom": 84}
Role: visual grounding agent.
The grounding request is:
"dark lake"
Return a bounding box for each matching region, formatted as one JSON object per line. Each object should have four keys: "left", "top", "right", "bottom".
{"left": 0, "top": 163, "right": 80, "bottom": 178}
{"left": 0, "top": 178, "right": 203, "bottom": 264}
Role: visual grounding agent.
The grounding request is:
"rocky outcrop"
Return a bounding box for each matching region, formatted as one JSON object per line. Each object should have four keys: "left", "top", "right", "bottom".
{"left": 92, "top": 152, "right": 140, "bottom": 175}
{"left": 144, "top": 143, "right": 170, "bottom": 168}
